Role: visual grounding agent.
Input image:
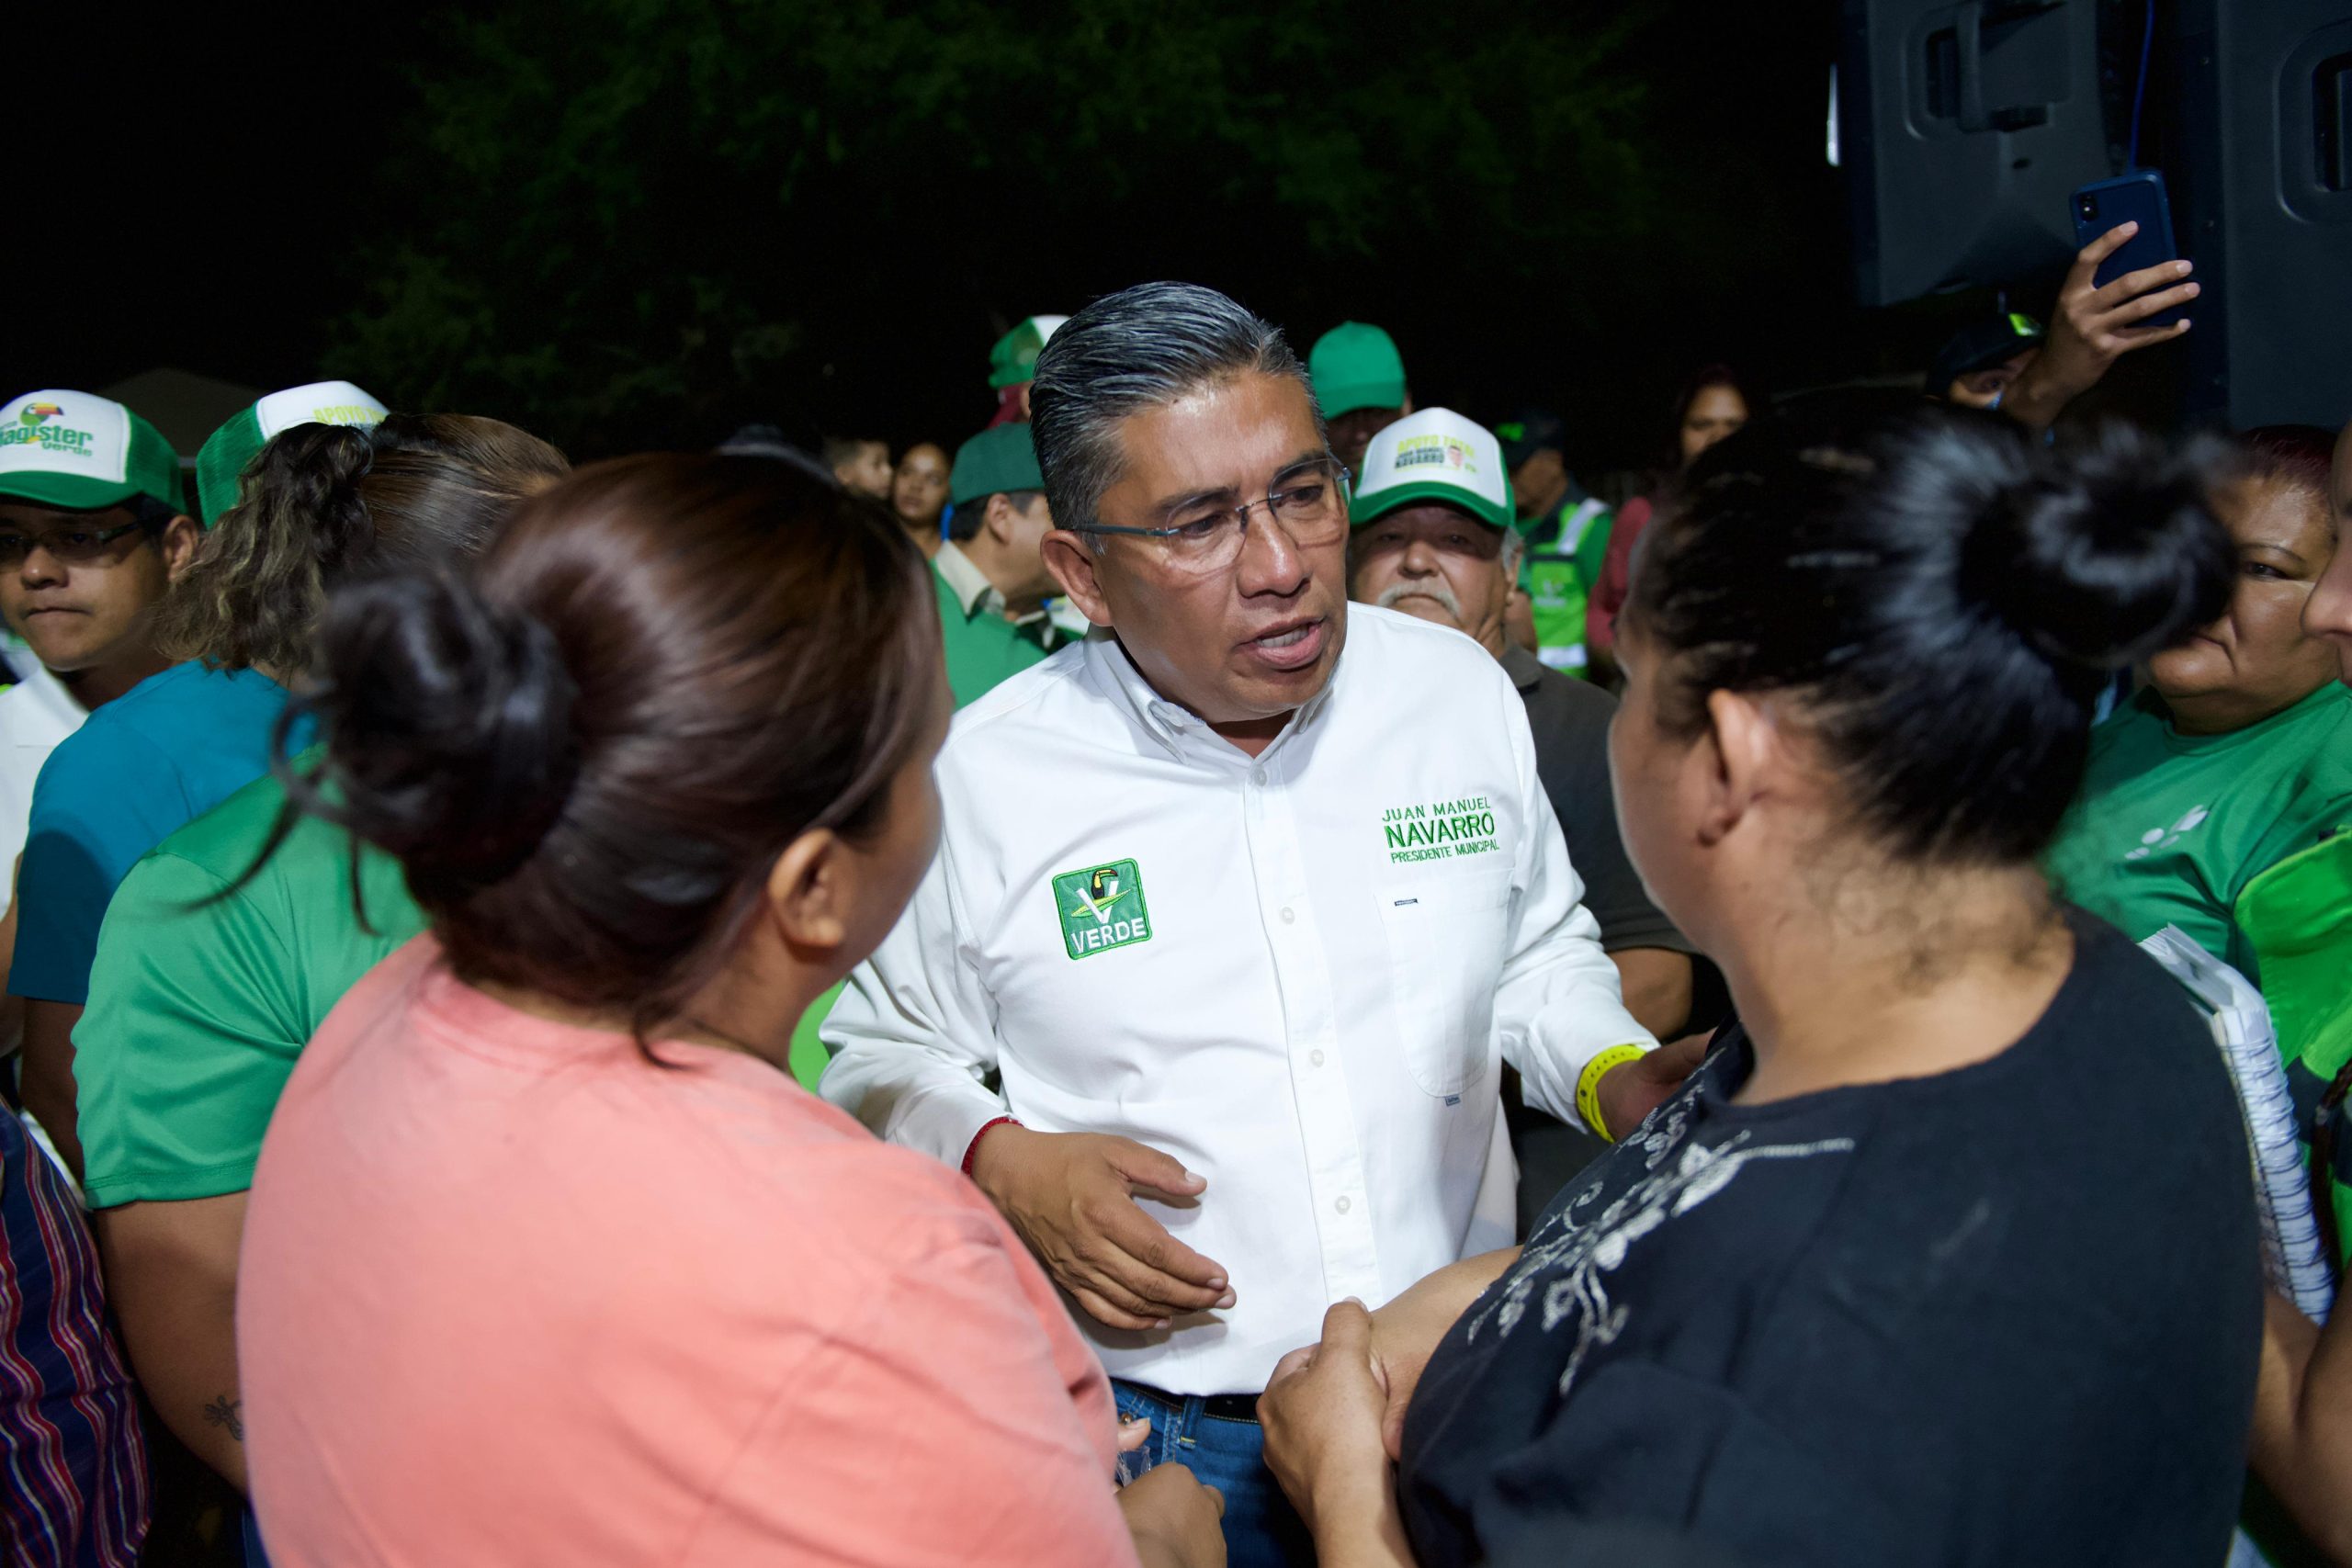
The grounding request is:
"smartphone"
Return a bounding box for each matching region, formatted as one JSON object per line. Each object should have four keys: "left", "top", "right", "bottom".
{"left": 2070, "top": 171, "right": 2188, "bottom": 330}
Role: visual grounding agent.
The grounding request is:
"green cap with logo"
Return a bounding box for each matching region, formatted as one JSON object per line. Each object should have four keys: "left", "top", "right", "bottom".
{"left": 1349, "top": 408, "right": 1515, "bottom": 532}
{"left": 950, "top": 423, "right": 1046, "bottom": 506}
{"left": 988, "top": 316, "right": 1069, "bottom": 390}
{"left": 0, "top": 389, "right": 187, "bottom": 514}
{"left": 1309, "top": 322, "right": 1408, "bottom": 418}
{"left": 197, "top": 380, "right": 390, "bottom": 525}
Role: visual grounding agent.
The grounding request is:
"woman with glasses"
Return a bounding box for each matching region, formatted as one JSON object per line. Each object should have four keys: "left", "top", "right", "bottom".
{"left": 1259, "top": 412, "right": 2263, "bottom": 1567}
{"left": 236, "top": 454, "right": 1227, "bottom": 1568}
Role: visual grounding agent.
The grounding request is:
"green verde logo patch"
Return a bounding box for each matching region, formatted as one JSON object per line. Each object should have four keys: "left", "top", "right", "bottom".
{"left": 1052, "top": 859, "right": 1154, "bottom": 960}
{"left": 1382, "top": 796, "right": 1502, "bottom": 865}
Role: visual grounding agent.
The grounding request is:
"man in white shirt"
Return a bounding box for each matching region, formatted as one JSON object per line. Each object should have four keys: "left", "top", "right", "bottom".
{"left": 821, "top": 283, "right": 1691, "bottom": 1568}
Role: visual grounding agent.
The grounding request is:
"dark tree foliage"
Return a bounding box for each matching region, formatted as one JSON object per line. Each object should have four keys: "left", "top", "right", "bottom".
{"left": 335, "top": 0, "right": 1683, "bottom": 457}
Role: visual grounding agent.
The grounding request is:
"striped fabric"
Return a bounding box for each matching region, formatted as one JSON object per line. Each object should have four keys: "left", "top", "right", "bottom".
{"left": 0, "top": 1115, "right": 147, "bottom": 1566}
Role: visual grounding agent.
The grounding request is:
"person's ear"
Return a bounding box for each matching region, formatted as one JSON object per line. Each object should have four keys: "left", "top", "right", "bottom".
{"left": 159, "top": 515, "right": 202, "bottom": 582}
{"left": 984, "top": 493, "right": 1019, "bottom": 547}
{"left": 764, "top": 828, "right": 852, "bottom": 957}
{"left": 1696, "top": 688, "right": 1776, "bottom": 847}
{"left": 1042, "top": 532, "right": 1114, "bottom": 626}
{"left": 1400, "top": 392, "right": 1415, "bottom": 417}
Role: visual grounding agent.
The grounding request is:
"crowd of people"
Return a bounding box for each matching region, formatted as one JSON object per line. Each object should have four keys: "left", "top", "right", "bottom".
{"left": 0, "top": 215, "right": 2346, "bottom": 1568}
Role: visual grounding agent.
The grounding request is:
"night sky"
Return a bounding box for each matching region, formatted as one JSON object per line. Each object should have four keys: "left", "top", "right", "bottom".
{"left": 18, "top": 3, "right": 2084, "bottom": 477}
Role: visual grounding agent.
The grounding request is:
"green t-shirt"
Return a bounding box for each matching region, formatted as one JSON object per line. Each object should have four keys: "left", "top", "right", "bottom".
{"left": 75, "top": 759, "right": 424, "bottom": 1207}
{"left": 2237, "top": 831, "right": 2352, "bottom": 1264}
{"left": 935, "top": 563, "right": 1046, "bottom": 707}
{"left": 1517, "top": 497, "right": 1613, "bottom": 678}
{"left": 2044, "top": 682, "right": 2352, "bottom": 980}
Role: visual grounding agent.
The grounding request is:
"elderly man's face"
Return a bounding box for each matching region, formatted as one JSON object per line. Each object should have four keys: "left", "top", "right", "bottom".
{"left": 1348, "top": 503, "right": 1508, "bottom": 656}
{"left": 1045, "top": 372, "right": 1346, "bottom": 739}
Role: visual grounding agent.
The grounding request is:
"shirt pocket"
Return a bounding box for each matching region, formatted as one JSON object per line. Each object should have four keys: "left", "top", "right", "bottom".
{"left": 1375, "top": 868, "right": 1515, "bottom": 1098}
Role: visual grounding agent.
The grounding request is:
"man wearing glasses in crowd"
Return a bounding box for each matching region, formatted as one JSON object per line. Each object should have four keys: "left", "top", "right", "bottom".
{"left": 0, "top": 388, "right": 187, "bottom": 1566}
{"left": 0, "top": 389, "right": 200, "bottom": 1049}
{"left": 823, "top": 284, "right": 1696, "bottom": 1568}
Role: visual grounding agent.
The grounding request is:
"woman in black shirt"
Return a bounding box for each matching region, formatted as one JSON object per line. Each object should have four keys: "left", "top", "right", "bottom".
{"left": 1259, "top": 411, "right": 2266, "bottom": 1567}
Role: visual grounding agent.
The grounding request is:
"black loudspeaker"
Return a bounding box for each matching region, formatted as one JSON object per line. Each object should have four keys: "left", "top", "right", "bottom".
{"left": 1840, "top": 0, "right": 2118, "bottom": 306}
{"left": 2178, "top": 1, "right": 2352, "bottom": 430}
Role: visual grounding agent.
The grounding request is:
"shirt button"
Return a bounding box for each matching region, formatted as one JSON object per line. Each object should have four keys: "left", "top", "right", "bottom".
{"left": 1310, "top": 1049, "right": 1326, "bottom": 1067}
{"left": 1252, "top": 768, "right": 1268, "bottom": 786}
{"left": 1335, "top": 1196, "right": 1351, "bottom": 1214}
{"left": 1280, "top": 906, "right": 1295, "bottom": 924}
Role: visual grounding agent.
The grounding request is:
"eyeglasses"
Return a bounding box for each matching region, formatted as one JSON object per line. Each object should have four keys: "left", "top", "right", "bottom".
{"left": 0, "top": 521, "right": 149, "bottom": 568}
{"left": 1072, "top": 457, "right": 1351, "bottom": 574}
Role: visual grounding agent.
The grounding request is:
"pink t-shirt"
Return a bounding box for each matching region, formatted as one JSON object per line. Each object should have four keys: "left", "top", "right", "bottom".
{"left": 239, "top": 937, "right": 1136, "bottom": 1566}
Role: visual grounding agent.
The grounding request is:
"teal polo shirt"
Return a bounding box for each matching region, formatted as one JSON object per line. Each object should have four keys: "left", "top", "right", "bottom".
{"left": 11, "top": 663, "right": 295, "bottom": 1007}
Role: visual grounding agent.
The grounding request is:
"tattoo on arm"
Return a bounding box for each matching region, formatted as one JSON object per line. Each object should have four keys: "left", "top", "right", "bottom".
{"left": 202, "top": 1393, "right": 243, "bottom": 1443}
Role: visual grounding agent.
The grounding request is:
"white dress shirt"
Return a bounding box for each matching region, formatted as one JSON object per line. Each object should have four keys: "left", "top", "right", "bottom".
{"left": 0, "top": 647, "right": 84, "bottom": 874}
{"left": 820, "top": 605, "right": 1655, "bottom": 1394}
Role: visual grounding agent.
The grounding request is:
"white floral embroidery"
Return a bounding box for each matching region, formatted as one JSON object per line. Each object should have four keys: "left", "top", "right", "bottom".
{"left": 1468, "top": 1092, "right": 1855, "bottom": 1396}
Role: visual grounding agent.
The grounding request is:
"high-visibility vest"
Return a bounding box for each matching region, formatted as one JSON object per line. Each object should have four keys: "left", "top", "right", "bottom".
{"left": 1518, "top": 496, "right": 1613, "bottom": 676}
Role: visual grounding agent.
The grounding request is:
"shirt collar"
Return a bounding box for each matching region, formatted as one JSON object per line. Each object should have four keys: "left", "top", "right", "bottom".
{"left": 1498, "top": 642, "right": 1545, "bottom": 694}
{"left": 1085, "top": 614, "right": 1347, "bottom": 768}
{"left": 932, "top": 542, "right": 1005, "bottom": 621}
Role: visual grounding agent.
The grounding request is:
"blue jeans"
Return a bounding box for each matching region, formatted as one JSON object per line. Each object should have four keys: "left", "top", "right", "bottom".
{"left": 1112, "top": 1381, "right": 1314, "bottom": 1568}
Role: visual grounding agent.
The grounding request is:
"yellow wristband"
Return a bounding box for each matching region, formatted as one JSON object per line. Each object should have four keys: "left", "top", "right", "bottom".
{"left": 1575, "top": 1043, "right": 1651, "bottom": 1143}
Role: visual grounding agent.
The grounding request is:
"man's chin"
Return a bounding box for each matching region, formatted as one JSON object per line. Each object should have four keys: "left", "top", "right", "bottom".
{"left": 16, "top": 634, "right": 88, "bottom": 671}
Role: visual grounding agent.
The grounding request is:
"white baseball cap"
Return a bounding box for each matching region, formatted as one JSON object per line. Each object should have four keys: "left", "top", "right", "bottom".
{"left": 1349, "top": 408, "right": 1514, "bottom": 532}
{"left": 197, "top": 380, "right": 390, "bottom": 523}
{"left": 0, "top": 389, "right": 187, "bottom": 513}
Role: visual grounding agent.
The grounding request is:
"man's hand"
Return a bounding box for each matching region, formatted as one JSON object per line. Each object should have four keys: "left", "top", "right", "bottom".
{"left": 969, "top": 1125, "right": 1235, "bottom": 1330}
{"left": 1593, "top": 1033, "right": 1709, "bottom": 1141}
{"left": 2005, "top": 221, "right": 2198, "bottom": 433}
{"left": 1116, "top": 1462, "right": 1227, "bottom": 1568}
{"left": 1259, "top": 1302, "right": 1418, "bottom": 1565}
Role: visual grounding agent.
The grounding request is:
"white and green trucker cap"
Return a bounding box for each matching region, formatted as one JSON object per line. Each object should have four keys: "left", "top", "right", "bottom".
{"left": 196, "top": 380, "right": 390, "bottom": 524}
{"left": 0, "top": 389, "right": 187, "bottom": 513}
{"left": 1349, "top": 408, "right": 1514, "bottom": 531}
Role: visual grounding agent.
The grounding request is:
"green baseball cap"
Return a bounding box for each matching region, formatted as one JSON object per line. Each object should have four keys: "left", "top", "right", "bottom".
{"left": 1349, "top": 409, "right": 1515, "bottom": 531}
{"left": 988, "top": 315, "right": 1069, "bottom": 390}
{"left": 0, "top": 389, "right": 186, "bottom": 514}
{"left": 1309, "top": 322, "right": 1408, "bottom": 418}
{"left": 950, "top": 423, "right": 1046, "bottom": 506}
{"left": 197, "top": 380, "right": 390, "bottom": 525}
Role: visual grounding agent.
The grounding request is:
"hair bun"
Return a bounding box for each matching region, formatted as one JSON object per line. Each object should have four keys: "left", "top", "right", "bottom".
{"left": 1957, "top": 424, "right": 2234, "bottom": 672}
{"left": 297, "top": 572, "right": 581, "bottom": 893}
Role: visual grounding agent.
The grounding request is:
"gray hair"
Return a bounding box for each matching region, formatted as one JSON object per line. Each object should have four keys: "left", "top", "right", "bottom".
{"left": 1498, "top": 522, "right": 1525, "bottom": 581}
{"left": 1030, "top": 282, "right": 1320, "bottom": 550}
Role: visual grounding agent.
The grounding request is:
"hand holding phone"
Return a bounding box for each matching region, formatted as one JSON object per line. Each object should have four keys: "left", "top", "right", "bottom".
{"left": 2044, "top": 220, "right": 2198, "bottom": 374}
{"left": 2071, "top": 172, "right": 2195, "bottom": 332}
{"left": 2000, "top": 182, "right": 2201, "bottom": 432}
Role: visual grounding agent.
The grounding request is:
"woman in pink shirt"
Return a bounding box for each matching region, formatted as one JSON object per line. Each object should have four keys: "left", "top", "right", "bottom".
{"left": 235, "top": 455, "right": 1225, "bottom": 1567}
